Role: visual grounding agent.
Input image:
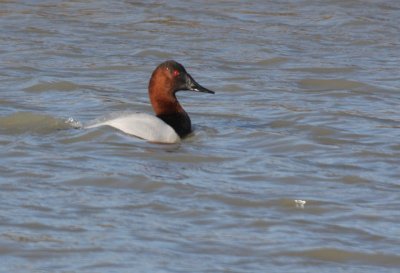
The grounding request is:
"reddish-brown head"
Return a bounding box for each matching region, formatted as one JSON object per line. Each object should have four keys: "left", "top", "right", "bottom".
{"left": 148, "top": 60, "right": 214, "bottom": 115}
{"left": 147, "top": 60, "right": 215, "bottom": 137}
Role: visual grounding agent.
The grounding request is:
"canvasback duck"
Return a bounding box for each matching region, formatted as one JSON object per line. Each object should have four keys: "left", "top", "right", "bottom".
{"left": 86, "top": 60, "right": 215, "bottom": 143}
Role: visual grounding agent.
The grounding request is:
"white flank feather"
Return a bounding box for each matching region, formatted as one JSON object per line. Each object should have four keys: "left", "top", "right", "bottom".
{"left": 86, "top": 113, "right": 180, "bottom": 144}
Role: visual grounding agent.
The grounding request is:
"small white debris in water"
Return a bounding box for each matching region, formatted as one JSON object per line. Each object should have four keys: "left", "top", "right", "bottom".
{"left": 294, "top": 200, "right": 306, "bottom": 208}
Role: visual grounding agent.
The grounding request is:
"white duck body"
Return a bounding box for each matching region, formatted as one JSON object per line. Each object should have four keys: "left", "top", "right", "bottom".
{"left": 85, "top": 61, "right": 215, "bottom": 144}
{"left": 86, "top": 112, "right": 180, "bottom": 144}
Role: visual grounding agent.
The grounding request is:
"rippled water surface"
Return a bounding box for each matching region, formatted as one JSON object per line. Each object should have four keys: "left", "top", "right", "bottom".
{"left": 1, "top": 1, "right": 400, "bottom": 272}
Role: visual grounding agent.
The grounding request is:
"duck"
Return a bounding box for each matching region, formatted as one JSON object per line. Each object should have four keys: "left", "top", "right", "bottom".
{"left": 86, "top": 60, "right": 215, "bottom": 143}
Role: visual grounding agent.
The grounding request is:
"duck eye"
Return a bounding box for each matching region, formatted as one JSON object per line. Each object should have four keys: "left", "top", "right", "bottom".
{"left": 173, "top": 70, "right": 180, "bottom": 77}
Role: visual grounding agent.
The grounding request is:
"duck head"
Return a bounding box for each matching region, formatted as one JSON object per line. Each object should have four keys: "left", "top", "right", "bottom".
{"left": 148, "top": 60, "right": 215, "bottom": 137}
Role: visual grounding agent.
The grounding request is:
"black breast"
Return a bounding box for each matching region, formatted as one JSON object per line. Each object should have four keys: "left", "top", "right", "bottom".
{"left": 157, "top": 112, "right": 191, "bottom": 138}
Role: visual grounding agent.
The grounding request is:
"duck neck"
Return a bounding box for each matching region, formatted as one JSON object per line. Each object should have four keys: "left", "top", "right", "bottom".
{"left": 149, "top": 90, "right": 192, "bottom": 138}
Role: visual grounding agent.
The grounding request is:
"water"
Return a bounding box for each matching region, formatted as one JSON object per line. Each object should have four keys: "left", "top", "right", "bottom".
{"left": 1, "top": 1, "right": 400, "bottom": 272}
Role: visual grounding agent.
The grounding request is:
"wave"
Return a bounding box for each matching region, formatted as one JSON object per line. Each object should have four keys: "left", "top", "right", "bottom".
{"left": 0, "top": 112, "right": 81, "bottom": 135}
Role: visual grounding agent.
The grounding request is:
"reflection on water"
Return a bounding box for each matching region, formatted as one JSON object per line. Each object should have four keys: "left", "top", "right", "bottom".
{"left": 1, "top": 1, "right": 400, "bottom": 272}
